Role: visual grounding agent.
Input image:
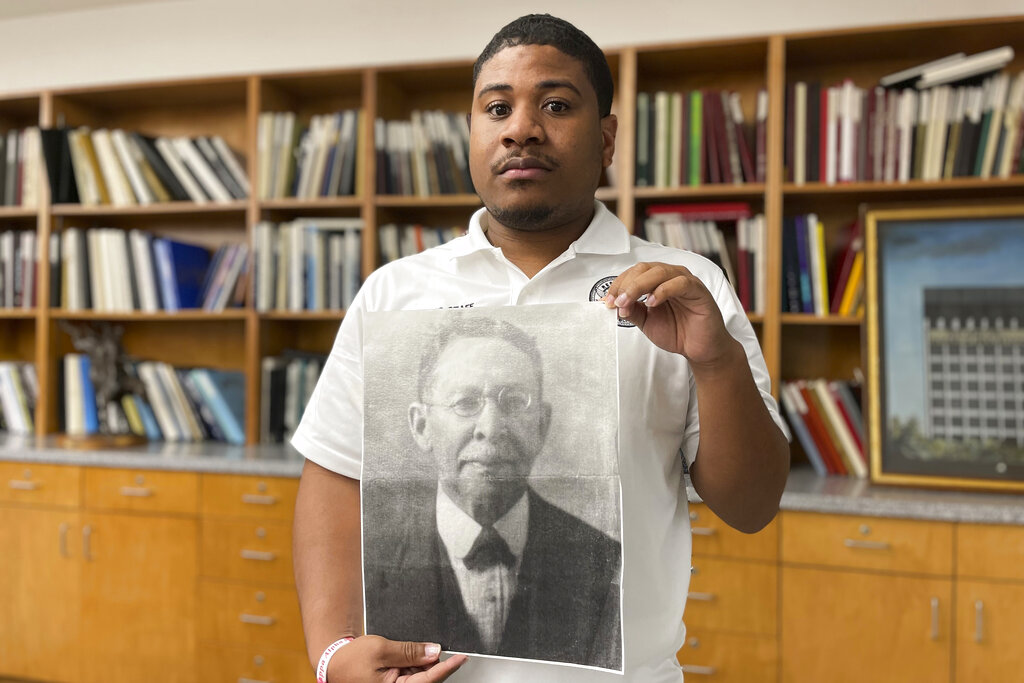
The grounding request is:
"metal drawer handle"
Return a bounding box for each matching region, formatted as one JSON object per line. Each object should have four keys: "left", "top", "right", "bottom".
{"left": 681, "top": 665, "right": 717, "bottom": 675}
{"left": 843, "top": 538, "right": 891, "bottom": 550}
{"left": 691, "top": 527, "right": 716, "bottom": 536}
{"left": 9, "top": 479, "right": 40, "bottom": 490}
{"left": 120, "top": 486, "right": 154, "bottom": 497}
{"left": 241, "top": 549, "right": 277, "bottom": 562}
{"left": 242, "top": 494, "right": 278, "bottom": 505}
{"left": 59, "top": 522, "right": 71, "bottom": 558}
{"left": 240, "top": 613, "right": 276, "bottom": 626}
{"left": 974, "top": 600, "right": 984, "bottom": 643}
{"left": 238, "top": 678, "right": 272, "bottom": 683}
{"left": 83, "top": 525, "right": 94, "bottom": 561}
{"left": 687, "top": 592, "right": 716, "bottom": 602}
{"left": 930, "top": 597, "right": 940, "bottom": 641}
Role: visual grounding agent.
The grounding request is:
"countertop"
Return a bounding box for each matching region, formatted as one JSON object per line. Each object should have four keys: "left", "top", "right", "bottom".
{"left": 2, "top": 437, "right": 1022, "bottom": 524}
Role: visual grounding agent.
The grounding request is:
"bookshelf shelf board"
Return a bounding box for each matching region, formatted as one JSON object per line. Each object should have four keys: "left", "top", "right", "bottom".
{"left": 259, "top": 310, "right": 346, "bottom": 321}
{"left": 781, "top": 313, "right": 863, "bottom": 326}
{"left": 748, "top": 313, "right": 765, "bottom": 325}
{"left": 782, "top": 177, "right": 1024, "bottom": 196}
{"left": 259, "top": 197, "right": 362, "bottom": 211}
{"left": 0, "top": 207, "right": 37, "bottom": 219}
{"left": 50, "top": 201, "right": 249, "bottom": 217}
{"left": 375, "top": 194, "right": 482, "bottom": 208}
{"left": 51, "top": 310, "right": 248, "bottom": 322}
{"left": 595, "top": 187, "right": 618, "bottom": 202}
{"left": 634, "top": 184, "right": 767, "bottom": 200}
{"left": 0, "top": 308, "right": 36, "bottom": 319}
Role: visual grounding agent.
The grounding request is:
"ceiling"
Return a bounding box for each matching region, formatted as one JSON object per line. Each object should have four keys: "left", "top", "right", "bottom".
{"left": 0, "top": 0, "right": 172, "bottom": 20}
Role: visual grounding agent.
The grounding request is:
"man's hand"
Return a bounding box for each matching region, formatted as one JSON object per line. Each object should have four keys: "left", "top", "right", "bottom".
{"left": 328, "top": 636, "right": 467, "bottom": 683}
{"left": 603, "top": 262, "right": 735, "bottom": 366}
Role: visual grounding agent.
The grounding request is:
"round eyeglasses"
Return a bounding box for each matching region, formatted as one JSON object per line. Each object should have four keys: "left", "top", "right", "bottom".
{"left": 435, "top": 386, "right": 534, "bottom": 418}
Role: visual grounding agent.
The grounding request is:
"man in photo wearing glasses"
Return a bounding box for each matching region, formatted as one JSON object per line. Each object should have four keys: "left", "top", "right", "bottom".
{"left": 361, "top": 316, "right": 621, "bottom": 670}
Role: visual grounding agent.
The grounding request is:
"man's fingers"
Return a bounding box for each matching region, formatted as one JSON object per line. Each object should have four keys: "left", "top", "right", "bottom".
{"left": 370, "top": 636, "right": 443, "bottom": 668}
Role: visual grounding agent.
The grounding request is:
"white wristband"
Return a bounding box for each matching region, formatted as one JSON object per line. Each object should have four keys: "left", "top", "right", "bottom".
{"left": 316, "top": 636, "right": 356, "bottom": 683}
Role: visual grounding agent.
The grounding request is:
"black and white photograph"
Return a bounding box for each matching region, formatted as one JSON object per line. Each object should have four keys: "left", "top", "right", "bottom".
{"left": 361, "top": 302, "right": 623, "bottom": 672}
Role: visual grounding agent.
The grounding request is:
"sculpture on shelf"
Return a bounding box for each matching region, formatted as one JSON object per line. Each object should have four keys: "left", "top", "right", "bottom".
{"left": 60, "top": 321, "right": 146, "bottom": 435}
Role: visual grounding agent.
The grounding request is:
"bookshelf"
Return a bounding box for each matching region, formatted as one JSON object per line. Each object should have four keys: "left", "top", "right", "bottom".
{"left": 1, "top": 14, "right": 1022, "bottom": 451}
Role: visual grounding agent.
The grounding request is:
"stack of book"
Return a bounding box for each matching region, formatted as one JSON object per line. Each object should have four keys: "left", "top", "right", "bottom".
{"left": 784, "top": 67, "right": 1024, "bottom": 184}
{"left": 40, "top": 128, "right": 250, "bottom": 205}
{"left": 1, "top": 127, "right": 43, "bottom": 208}
{"left": 0, "top": 230, "right": 39, "bottom": 309}
{"left": 260, "top": 352, "right": 325, "bottom": 443}
{"left": 253, "top": 218, "right": 363, "bottom": 312}
{"left": 257, "top": 110, "right": 362, "bottom": 199}
{"left": 377, "top": 223, "right": 466, "bottom": 264}
{"left": 781, "top": 217, "right": 864, "bottom": 316}
{"left": 61, "top": 355, "right": 244, "bottom": 444}
{"left": 780, "top": 378, "right": 867, "bottom": 478}
{"left": 375, "top": 111, "right": 473, "bottom": 195}
{"left": 642, "top": 203, "right": 766, "bottom": 313}
{"left": 0, "top": 362, "right": 36, "bottom": 436}
{"left": 635, "top": 89, "right": 766, "bottom": 187}
{"left": 54, "top": 229, "right": 247, "bottom": 313}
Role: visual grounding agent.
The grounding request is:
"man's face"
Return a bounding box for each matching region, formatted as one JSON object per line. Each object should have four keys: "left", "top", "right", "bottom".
{"left": 469, "top": 44, "right": 616, "bottom": 232}
{"left": 409, "top": 336, "right": 551, "bottom": 524}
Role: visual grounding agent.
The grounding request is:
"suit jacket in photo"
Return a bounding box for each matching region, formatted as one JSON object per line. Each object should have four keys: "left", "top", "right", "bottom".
{"left": 362, "top": 479, "right": 622, "bottom": 670}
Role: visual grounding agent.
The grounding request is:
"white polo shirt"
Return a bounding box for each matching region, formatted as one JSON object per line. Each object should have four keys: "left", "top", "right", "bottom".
{"left": 292, "top": 201, "right": 785, "bottom": 683}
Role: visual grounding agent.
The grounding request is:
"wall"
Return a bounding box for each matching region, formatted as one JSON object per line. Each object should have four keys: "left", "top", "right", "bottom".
{"left": 1, "top": 0, "right": 1021, "bottom": 93}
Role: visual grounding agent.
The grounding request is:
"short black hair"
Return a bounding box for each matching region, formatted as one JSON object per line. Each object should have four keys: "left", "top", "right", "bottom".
{"left": 472, "top": 13, "right": 614, "bottom": 118}
{"left": 418, "top": 316, "right": 544, "bottom": 402}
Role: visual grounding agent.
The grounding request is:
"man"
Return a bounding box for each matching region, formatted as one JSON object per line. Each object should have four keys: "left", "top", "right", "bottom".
{"left": 361, "top": 316, "right": 621, "bottom": 670}
{"left": 292, "top": 13, "right": 789, "bottom": 683}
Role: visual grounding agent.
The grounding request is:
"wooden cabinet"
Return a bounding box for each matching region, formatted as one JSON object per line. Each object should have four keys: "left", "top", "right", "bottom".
{"left": 78, "top": 512, "right": 197, "bottom": 683}
{"left": 954, "top": 524, "right": 1024, "bottom": 682}
{"left": 679, "top": 503, "right": 779, "bottom": 682}
{"left": 780, "top": 511, "right": 954, "bottom": 683}
{"left": 199, "top": 473, "right": 311, "bottom": 682}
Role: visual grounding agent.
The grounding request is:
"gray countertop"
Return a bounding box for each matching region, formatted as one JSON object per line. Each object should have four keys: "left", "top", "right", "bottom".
{"left": 2, "top": 437, "right": 1021, "bottom": 524}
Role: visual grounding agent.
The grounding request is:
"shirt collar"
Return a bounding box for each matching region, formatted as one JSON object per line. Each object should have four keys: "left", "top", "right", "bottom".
{"left": 447, "top": 200, "right": 630, "bottom": 260}
{"left": 435, "top": 487, "right": 529, "bottom": 561}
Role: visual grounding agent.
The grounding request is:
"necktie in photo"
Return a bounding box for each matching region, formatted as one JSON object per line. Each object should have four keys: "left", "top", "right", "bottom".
{"left": 463, "top": 525, "right": 515, "bottom": 571}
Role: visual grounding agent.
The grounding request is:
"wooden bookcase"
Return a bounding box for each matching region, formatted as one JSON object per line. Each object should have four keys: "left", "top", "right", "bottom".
{"left": 1, "top": 14, "right": 1023, "bottom": 449}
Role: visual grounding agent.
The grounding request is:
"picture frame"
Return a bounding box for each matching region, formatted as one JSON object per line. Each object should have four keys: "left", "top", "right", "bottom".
{"left": 866, "top": 204, "right": 1024, "bottom": 492}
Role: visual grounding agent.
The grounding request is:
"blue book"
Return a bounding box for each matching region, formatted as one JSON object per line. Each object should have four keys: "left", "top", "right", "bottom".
{"left": 780, "top": 383, "right": 828, "bottom": 476}
{"left": 133, "top": 393, "right": 163, "bottom": 441}
{"left": 794, "top": 215, "right": 813, "bottom": 313}
{"left": 80, "top": 356, "right": 99, "bottom": 435}
{"left": 152, "top": 238, "right": 211, "bottom": 311}
{"left": 191, "top": 368, "right": 245, "bottom": 445}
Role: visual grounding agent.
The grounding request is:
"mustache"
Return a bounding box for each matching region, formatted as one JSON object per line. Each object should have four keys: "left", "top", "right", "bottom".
{"left": 491, "top": 152, "right": 560, "bottom": 174}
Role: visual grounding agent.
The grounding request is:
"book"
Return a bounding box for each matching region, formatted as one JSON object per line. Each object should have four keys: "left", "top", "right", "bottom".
{"left": 190, "top": 368, "right": 245, "bottom": 445}
{"left": 780, "top": 382, "right": 828, "bottom": 476}
{"left": 152, "top": 238, "right": 212, "bottom": 311}
{"left": 916, "top": 46, "right": 1014, "bottom": 89}
{"left": 879, "top": 52, "right": 966, "bottom": 87}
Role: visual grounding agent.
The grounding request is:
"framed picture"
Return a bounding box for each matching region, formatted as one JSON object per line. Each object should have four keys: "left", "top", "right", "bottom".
{"left": 866, "top": 204, "right": 1024, "bottom": 492}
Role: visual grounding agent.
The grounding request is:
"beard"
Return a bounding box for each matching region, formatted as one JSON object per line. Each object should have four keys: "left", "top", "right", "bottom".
{"left": 484, "top": 197, "right": 556, "bottom": 232}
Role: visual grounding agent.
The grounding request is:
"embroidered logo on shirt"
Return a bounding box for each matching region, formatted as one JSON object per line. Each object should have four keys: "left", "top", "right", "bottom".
{"left": 589, "top": 276, "right": 635, "bottom": 328}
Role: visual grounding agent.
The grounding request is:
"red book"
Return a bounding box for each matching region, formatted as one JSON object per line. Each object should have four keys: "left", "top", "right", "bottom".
{"left": 646, "top": 202, "right": 751, "bottom": 220}
{"left": 1012, "top": 114, "right": 1024, "bottom": 174}
{"left": 714, "top": 93, "right": 734, "bottom": 184}
{"left": 819, "top": 86, "right": 828, "bottom": 183}
{"left": 829, "top": 382, "right": 864, "bottom": 457}
{"left": 829, "top": 220, "right": 862, "bottom": 314}
{"left": 797, "top": 382, "right": 847, "bottom": 475}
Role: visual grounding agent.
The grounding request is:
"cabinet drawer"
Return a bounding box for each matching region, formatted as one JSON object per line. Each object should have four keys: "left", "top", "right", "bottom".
{"left": 199, "top": 580, "right": 305, "bottom": 651}
{"left": 202, "top": 475, "right": 298, "bottom": 521}
{"left": 677, "top": 630, "right": 777, "bottom": 683}
{"left": 202, "top": 519, "right": 294, "bottom": 585}
{"left": 687, "top": 557, "right": 777, "bottom": 636}
{"left": 0, "top": 463, "right": 80, "bottom": 506}
{"left": 84, "top": 468, "right": 198, "bottom": 514}
{"left": 781, "top": 512, "right": 953, "bottom": 575}
{"left": 690, "top": 503, "right": 778, "bottom": 561}
{"left": 198, "top": 643, "right": 311, "bottom": 683}
{"left": 957, "top": 523, "right": 1024, "bottom": 581}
